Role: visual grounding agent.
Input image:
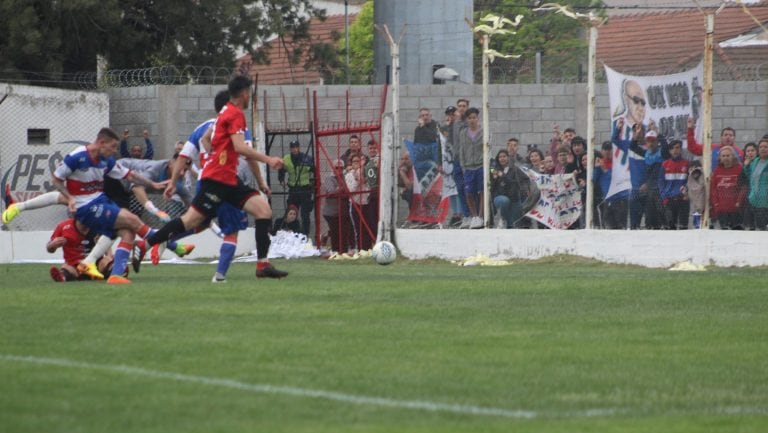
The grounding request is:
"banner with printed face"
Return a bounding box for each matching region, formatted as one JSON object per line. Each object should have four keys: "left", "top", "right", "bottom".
{"left": 605, "top": 63, "right": 703, "bottom": 199}
{"left": 520, "top": 166, "right": 582, "bottom": 229}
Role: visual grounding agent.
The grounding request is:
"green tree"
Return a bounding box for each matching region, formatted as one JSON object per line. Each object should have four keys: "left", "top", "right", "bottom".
{"left": 335, "top": 0, "right": 373, "bottom": 84}
{"left": 474, "top": 0, "right": 605, "bottom": 83}
{"left": 0, "top": 0, "right": 325, "bottom": 86}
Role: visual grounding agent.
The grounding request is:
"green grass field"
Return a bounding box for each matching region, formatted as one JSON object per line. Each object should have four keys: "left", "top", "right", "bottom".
{"left": 1, "top": 257, "right": 766, "bottom": 432}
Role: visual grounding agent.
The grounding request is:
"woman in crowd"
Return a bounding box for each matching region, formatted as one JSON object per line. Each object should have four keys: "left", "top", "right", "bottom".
{"left": 741, "top": 138, "right": 768, "bottom": 230}
{"left": 491, "top": 149, "right": 531, "bottom": 228}
{"left": 271, "top": 204, "right": 301, "bottom": 235}
{"left": 739, "top": 142, "right": 758, "bottom": 229}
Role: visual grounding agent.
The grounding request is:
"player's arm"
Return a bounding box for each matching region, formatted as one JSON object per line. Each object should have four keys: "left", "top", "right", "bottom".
{"left": 46, "top": 237, "right": 67, "bottom": 253}
{"left": 164, "top": 154, "right": 190, "bottom": 199}
{"left": 201, "top": 126, "right": 213, "bottom": 154}
{"left": 246, "top": 158, "right": 271, "bottom": 196}
{"left": 51, "top": 176, "right": 76, "bottom": 213}
{"left": 125, "top": 170, "right": 165, "bottom": 191}
{"left": 233, "top": 133, "right": 283, "bottom": 169}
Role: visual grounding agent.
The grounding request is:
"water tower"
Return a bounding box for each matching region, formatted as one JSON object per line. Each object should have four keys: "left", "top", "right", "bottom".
{"left": 373, "top": 0, "right": 474, "bottom": 85}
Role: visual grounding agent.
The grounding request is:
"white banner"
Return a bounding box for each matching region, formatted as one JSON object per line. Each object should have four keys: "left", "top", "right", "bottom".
{"left": 605, "top": 63, "right": 703, "bottom": 198}
{"left": 521, "top": 167, "right": 582, "bottom": 230}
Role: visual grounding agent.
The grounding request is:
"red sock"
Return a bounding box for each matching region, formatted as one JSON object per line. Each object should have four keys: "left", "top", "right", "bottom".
{"left": 256, "top": 261, "right": 271, "bottom": 270}
{"left": 137, "top": 224, "right": 152, "bottom": 238}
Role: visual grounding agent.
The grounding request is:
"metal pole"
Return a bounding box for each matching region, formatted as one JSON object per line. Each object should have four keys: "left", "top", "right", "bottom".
{"left": 585, "top": 25, "right": 597, "bottom": 229}
{"left": 535, "top": 51, "right": 542, "bottom": 84}
{"left": 482, "top": 35, "right": 491, "bottom": 227}
{"left": 345, "top": 0, "right": 350, "bottom": 86}
{"left": 702, "top": 14, "right": 714, "bottom": 230}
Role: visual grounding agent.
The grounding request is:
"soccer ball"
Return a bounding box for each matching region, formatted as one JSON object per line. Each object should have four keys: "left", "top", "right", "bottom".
{"left": 372, "top": 241, "right": 397, "bottom": 265}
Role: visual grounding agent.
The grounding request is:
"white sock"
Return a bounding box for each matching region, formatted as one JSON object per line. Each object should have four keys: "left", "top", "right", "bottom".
{"left": 209, "top": 221, "right": 225, "bottom": 238}
{"left": 82, "top": 236, "right": 115, "bottom": 265}
{"left": 144, "top": 201, "right": 159, "bottom": 213}
{"left": 17, "top": 191, "right": 61, "bottom": 211}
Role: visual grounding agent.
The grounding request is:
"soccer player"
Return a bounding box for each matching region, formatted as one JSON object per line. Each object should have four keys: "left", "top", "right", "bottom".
{"left": 47, "top": 218, "right": 116, "bottom": 282}
{"left": 149, "top": 75, "right": 287, "bottom": 279}
{"left": 52, "top": 127, "right": 166, "bottom": 284}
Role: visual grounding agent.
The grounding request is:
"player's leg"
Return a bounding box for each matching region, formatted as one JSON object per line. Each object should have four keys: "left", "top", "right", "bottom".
{"left": 212, "top": 233, "right": 238, "bottom": 283}
{"left": 211, "top": 204, "right": 248, "bottom": 282}
{"left": 107, "top": 228, "right": 135, "bottom": 284}
{"left": 242, "top": 191, "right": 287, "bottom": 278}
{"left": 79, "top": 235, "right": 116, "bottom": 275}
{"left": 3, "top": 191, "right": 64, "bottom": 224}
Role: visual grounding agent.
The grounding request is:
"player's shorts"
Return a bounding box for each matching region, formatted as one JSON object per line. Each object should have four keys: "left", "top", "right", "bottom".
{"left": 75, "top": 195, "right": 120, "bottom": 239}
{"left": 191, "top": 178, "right": 260, "bottom": 219}
{"left": 217, "top": 203, "right": 249, "bottom": 235}
{"left": 103, "top": 176, "right": 136, "bottom": 214}
{"left": 463, "top": 167, "right": 484, "bottom": 195}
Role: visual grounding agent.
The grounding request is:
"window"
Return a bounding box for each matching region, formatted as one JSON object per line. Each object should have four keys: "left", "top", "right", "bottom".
{"left": 27, "top": 129, "right": 50, "bottom": 146}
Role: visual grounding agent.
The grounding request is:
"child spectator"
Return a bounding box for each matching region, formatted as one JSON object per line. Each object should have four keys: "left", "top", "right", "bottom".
{"left": 659, "top": 139, "right": 689, "bottom": 229}
{"left": 594, "top": 141, "right": 629, "bottom": 229}
{"left": 687, "top": 160, "right": 706, "bottom": 226}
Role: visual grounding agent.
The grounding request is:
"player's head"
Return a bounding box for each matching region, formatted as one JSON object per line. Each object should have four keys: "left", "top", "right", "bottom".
{"left": 214, "top": 89, "right": 230, "bottom": 113}
{"left": 96, "top": 127, "right": 120, "bottom": 158}
{"left": 227, "top": 75, "right": 252, "bottom": 109}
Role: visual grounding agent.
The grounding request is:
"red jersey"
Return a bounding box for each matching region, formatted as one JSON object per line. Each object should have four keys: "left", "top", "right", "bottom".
{"left": 711, "top": 164, "right": 743, "bottom": 217}
{"left": 50, "top": 218, "right": 97, "bottom": 266}
{"left": 202, "top": 101, "right": 246, "bottom": 186}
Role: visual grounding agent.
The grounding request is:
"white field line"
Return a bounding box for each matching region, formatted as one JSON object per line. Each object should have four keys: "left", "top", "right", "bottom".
{"left": 0, "top": 354, "right": 545, "bottom": 419}
{"left": 4, "top": 354, "right": 765, "bottom": 419}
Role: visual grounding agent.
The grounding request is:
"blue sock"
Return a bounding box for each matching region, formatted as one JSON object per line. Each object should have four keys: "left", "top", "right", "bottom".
{"left": 217, "top": 241, "right": 237, "bottom": 276}
{"left": 112, "top": 242, "right": 131, "bottom": 277}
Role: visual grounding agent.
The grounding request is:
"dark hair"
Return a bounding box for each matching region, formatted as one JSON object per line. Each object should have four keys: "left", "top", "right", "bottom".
{"left": 571, "top": 136, "right": 586, "bottom": 146}
{"left": 495, "top": 149, "right": 510, "bottom": 166}
{"left": 350, "top": 134, "right": 359, "bottom": 141}
{"left": 669, "top": 139, "right": 683, "bottom": 148}
{"left": 564, "top": 127, "right": 576, "bottom": 134}
{"left": 228, "top": 75, "right": 252, "bottom": 99}
{"left": 527, "top": 148, "right": 544, "bottom": 163}
{"left": 465, "top": 107, "right": 480, "bottom": 117}
{"left": 721, "top": 126, "right": 735, "bottom": 137}
{"left": 456, "top": 98, "right": 469, "bottom": 106}
{"left": 744, "top": 141, "right": 757, "bottom": 153}
{"left": 97, "top": 127, "right": 119, "bottom": 142}
{"left": 214, "top": 90, "right": 230, "bottom": 112}
{"left": 507, "top": 137, "right": 519, "bottom": 144}
{"left": 601, "top": 140, "right": 612, "bottom": 151}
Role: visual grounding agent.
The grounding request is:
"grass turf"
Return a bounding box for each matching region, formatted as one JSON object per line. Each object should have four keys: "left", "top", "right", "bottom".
{"left": 0, "top": 257, "right": 766, "bottom": 432}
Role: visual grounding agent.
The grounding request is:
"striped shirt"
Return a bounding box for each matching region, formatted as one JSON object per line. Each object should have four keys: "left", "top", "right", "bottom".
{"left": 53, "top": 145, "right": 130, "bottom": 209}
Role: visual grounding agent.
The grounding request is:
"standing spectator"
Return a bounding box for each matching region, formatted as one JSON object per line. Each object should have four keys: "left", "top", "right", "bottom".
{"left": 456, "top": 98, "right": 469, "bottom": 119}
{"left": 659, "top": 139, "right": 689, "bottom": 229}
{"left": 506, "top": 138, "right": 525, "bottom": 165}
{"left": 594, "top": 141, "right": 629, "bottom": 229}
{"left": 490, "top": 150, "right": 530, "bottom": 228}
{"left": 687, "top": 117, "right": 744, "bottom": 166}
{"left": 321, "top": 159, "right": 351, "bottom": 253}
{"left": 566, "top": 136, "right": 587, "bottom": 173}
{"left": 710, "top": 147, "right": 742, "bottom": 229}
{"left": 613, "top": 117, "right": 648, "bottom": 230}
{"left": 542, "top": 155, "right": 555, "bottom": 174}
{"left": 278, "top": 140, "right": 314, "bottom": 235}
{"left": 120, "top": 129, "right": 155, "bottom": 160}
{"left": 341, "top": 135, "right": 365, "bottom": 167}
{"left": 553, "top": 146, "right": 570, "bottom": 175}
{"left": 271, "top": 204, "right": 301, "bottom": 235}
{"left": 345, "top": 154, "right": 369, "bottom": 250}
{"left": 526, "top": 147, "right": 545, "bottom": 172}
{"left": 687, "top": 160, "right": 706, "bottom": 226}
{"left": 741, "top": 138, "right": 768, "bottom": 230}
{"left": 442, "top": 105, "right": 469, "bottom": 227}
{"left": 739, "top": 142, "right": 758, "bottom": 229}
{"left": 398, "top": 152, "right": 414, "bottom": 211}
{"left": 456, "top": 107, "right": 484, "bottom": 229}
{"left": 630, "top": 128, "right": 668, "bottom": 229}
{"left": 363, "top": 140, "right": 379, "bottom": 246}
{"left": 414, "top": 108, "right": 439, "bottom": 144}
{"left": 549, "top": 125, "right": 576, "bottom": 163}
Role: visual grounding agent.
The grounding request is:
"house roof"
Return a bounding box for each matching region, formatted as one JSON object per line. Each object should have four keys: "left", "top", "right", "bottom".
{"left": 238, "top": 13, "right": 356, "bottom": 85}
{"left": 596, "top": 2, "right": 768, "bottom": 76}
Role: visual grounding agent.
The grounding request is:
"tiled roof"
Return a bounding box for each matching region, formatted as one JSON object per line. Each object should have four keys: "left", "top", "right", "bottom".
{"left": 597, "top": 2, "right": 768, "bottom": 75}
{"left": 238, "top": 14, "right": 356, "bottom": 85}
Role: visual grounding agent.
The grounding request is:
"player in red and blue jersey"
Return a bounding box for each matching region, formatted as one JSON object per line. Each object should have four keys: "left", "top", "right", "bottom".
{"left": 148, "top": 76, "right": 287, "bottom": 279}
{"left": 47, "top": 218, "right": 117, "bottom": 282}
{"left": 51, "top": 128, "right": 166, "bottom": 284}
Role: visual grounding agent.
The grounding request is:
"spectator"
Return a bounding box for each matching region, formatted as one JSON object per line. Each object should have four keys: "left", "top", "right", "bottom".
{"left": 594, "top": 141, "right": 629, "bottom": 229}
{"left": 456, "top": 107, "right": 484, "bottom": 229}
{"left": 687, "top": 117, "right": 744, "bottom": 166}
{"left": 345, "top": 154, "right": 369, "bottom": 250}
{"left": 613, "top": 116, "right": 648, "bottom": 230}
{"left": 271, "top": 204, "right": 301, "bottom": 235}
{"left": 739, "top": 142, "right": 758, "bottom": 229}
{"left": 341, "top": 135, "right": 365, "bottom": 167}
{"left": 321, "top": 159, "right": 351, "bottom": 253}
{"left": 414, "top": 108, "right": 439, "bottom": 144}
{"left": 506, "top": 138, "right": 525, "bottom": 165}
{"left": 47, "top": 218, "right": 116, "bottom": 282}
{"left": 456, "top": 98, "right": 469, "bottom": 119}
{"left": 566, "top": 136, "right": 587, "bottom": 173}
{"left": 549, "top": 125, "right": 575, "bottom": 163}
{"left": 542, "top": 155, "right": 555, "bottom": 174}
{"left": 527, "top": 147, "right": 545, "bottom": 173}
{"left": 630, "top": 127, "right": 669, "bottom": 229}
{"left": 553, "top": 145, "right": 570, "bottom": 175}
{"left": 363, "top": 140, "right": 379, "bottom": 246}
{"left": 398, "top": 152, "right": 414, "bottom": 210}
{"left": 491, "top": 150, "right": 531, "bottom": 228}
{"left": 687, "top": 160, "right": 706, "bottom": 226}
{"left": 278, "top": 140, "right": 315, "bottom": 235}
{"left": 120, "top": 129, "right": 155, "bottom": 160}
{"left": 659, "top": 139, "right": 689, "bottom": 229}
{"left": 442, "top": 105, "right": 470, "bottom": 228}
{"left": 741, "top": 138, "right": 768, "bottom": 230}
{"left": 710, "top": 148, "right": 742, "bottom": 229}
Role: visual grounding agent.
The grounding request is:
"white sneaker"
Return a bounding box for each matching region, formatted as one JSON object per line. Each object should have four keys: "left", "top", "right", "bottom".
{"left": 470, "top": 216, "right": 484, "bottom": 229}
{"left": 211, "top": 273, "right": 226, "bottom": 283}
{"left": 496, "top": 218, "right": 506, "bottom": 229}
{"left": 459, "top": 217, "right": 471, "bottom": 229}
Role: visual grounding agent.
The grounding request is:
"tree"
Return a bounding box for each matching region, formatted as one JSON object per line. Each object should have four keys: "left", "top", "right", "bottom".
{"left": 335, "top": 0, "right": 374, "bottom": 84}
{"left": 474, "top": 0, "right": 605, "bottom": 83}
{"left": 0, "top": 0, "right": 325, "bottom": 86}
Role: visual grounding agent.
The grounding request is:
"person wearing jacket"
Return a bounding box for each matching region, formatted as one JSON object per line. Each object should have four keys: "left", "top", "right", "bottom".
{"left": 710, "top": 146, "right": 743, "bottom": 229}
{"left": 659, "top": 139, "right": 689, "bottom": 230}
{"left": 630, "top": 126, "right": 670, "bottom": 229}
{"left": 741, "top": 138, "right": 768, "bottom": 230}
{"left": 490, "top": 150, "right": 531, "bottom": 229}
